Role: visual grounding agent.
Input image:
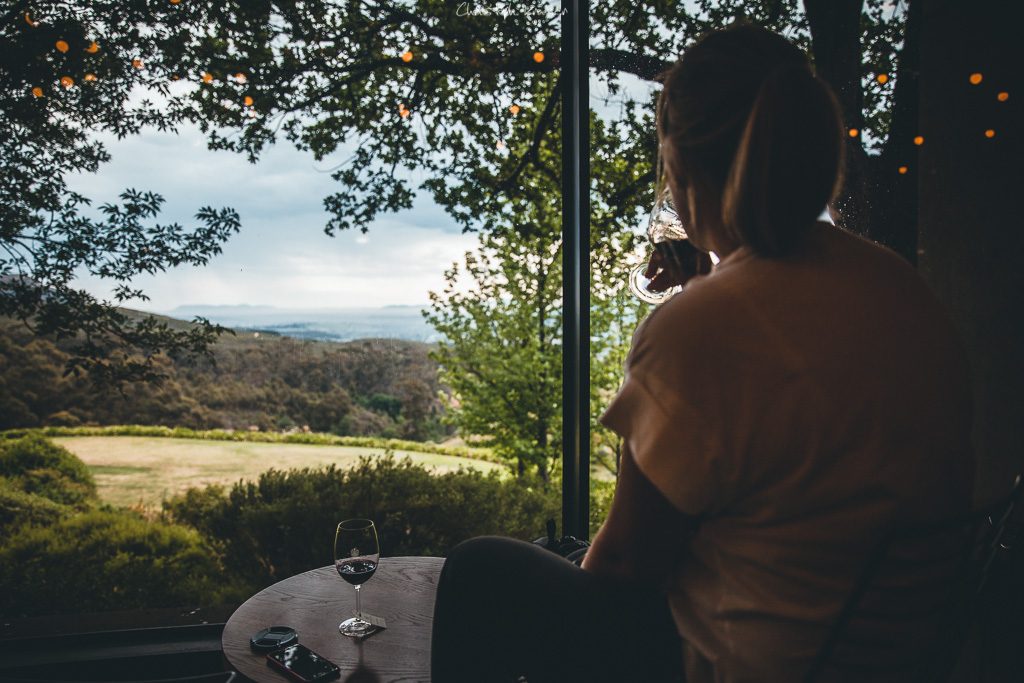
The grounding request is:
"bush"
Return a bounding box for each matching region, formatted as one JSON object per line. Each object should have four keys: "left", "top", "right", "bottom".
{"left": 0, "top": 434, "right": 97, "bottom": 506}
{"left": 165, "top": 455, "right": 563, "bottom": 591}
{"left": 0, "top": 477, "right": 69, "bottom": 532}
{"left": 0, "top": 509, "right": 235, "bottom": 618}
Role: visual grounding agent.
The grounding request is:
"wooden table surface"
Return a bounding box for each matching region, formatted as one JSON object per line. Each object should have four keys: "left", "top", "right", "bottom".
{"left": 222, "top": 556, "right": 444, "bottom": 683}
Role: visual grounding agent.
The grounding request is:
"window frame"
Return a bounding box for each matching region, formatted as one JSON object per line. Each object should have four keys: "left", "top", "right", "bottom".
{"left": 560, "top": 0, "right": 591, "bottom": 539}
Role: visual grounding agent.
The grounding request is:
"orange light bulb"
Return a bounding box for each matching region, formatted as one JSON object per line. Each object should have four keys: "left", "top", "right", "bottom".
{"left": 898, "top": 166, "right": 908, "bottom": 175}
{"left": 533, "top": 51, "right": 544, "bottom": 63}
{"left": 399, "top": 108, "right": 410, "bottom": 118}
{"left": 876, "top": 73, "right": 889, "bottom": 84}
{"left": 401, "top": 51, "right": 413, "bottom": 62}
{"left": 969, "top": 72, "right": 983, "bottom": 85}
{"left": 132, "top": 58, "right": 144, "bottom": 69}
{"left": 202, "top": 72, "right": 214, "bottom": 83}
{"left": 913, "top": 135, "right": 924, "bottom": 146}
{"left": 997, "top": 91, "right": 1009, "bottom": 102}
{"left": 848, "top": 128, "right": 859, "bottom": 138}
{"left": 509, "top": 104, "right": 521, "bottom": 115}
{"left": 25, "top": 12, "right": 39, "bottom": 27}
{"left": 60, "top": 76, "right": 74, "bottom": 88}
{"left": 32, "top": 86, "right": 44, "bottom": 98}
{"left": 86, "top": 41, "right": 99, "bottom": 54}
{"left": 984, "top": 129, "right": 995, "bottom": 138}
{"left": 244, "top": 96, "right": 254, "bottom": 106}
{"left": 84, "top": 73, "right": 97, "bottom": 82}
{"left": 235, "top": 72, "right": 247, "bottom": 83}
{"left": 55, "top": 40, "right": 69, "bottom": 53}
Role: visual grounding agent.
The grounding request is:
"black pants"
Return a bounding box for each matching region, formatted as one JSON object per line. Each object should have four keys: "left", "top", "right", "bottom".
{"left": 430, "top": 536, "right": 685, "bottom": 683}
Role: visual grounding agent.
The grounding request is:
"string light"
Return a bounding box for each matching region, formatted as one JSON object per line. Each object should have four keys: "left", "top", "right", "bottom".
{"left": 84, "top": 73, "right": 97, "bottom": 82}
{"left": 509, "top": 104, "right": 521, "bottom": 115}
{"left": 848, "top": 128, "right": 859, "bottom": 138}
{"left": 55, "top": 40, "right": 69, "bottom": 53}
{"left": 32, "top": 86, "right": 43, "bottom": 98}
{"left": 997, "top": 91, "right": 1009, "bottom": 102}
{"left": 86, "top": 41, "right": 99, "bottom": 54}
{"left": 876, "top": 73, "right": 889, "bottom": 84}
{"left": 401, "top": 50, "right": 413, "bottom": 62}
{"left": 898, "top": 166, "right": 908, "bottom": 175}
{"left": 400, "top": 108, "right": 410, "bottom": 118}
{"left": 244, "top": 96, "right": 254, "bottom": 106}
{"left": 984, "top": 129, "right": 995, "bottom": 138}
{"left": 202, "top": 72, "right": 214, "bottom": 83}
{"left": 60, "top": 76, "right": 74, "bottom": 88}
{"left": 913, "top": 135, "right": 924, "bottom": 146}
{"left": 969, "top": 72, "right": 983, "bottom": 85}
{"left": 533, "top": 51, "right": 544, "bottom": 63}
{"left": 132, "top": 58, "right": 144, "bottom": 69}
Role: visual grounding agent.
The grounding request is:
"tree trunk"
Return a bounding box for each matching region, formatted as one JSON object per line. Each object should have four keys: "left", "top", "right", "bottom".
{"left": 803, "top": 0, "right": 920, "bottom": 263}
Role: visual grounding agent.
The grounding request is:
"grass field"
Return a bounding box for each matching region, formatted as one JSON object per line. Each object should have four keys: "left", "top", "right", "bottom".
{"left": 53, "top": 436, "right": 505, "bottom": 509}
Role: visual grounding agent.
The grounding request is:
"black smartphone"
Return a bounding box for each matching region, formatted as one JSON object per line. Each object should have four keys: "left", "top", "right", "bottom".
{"left": 267, "top": 643, "right": 341, "bottom": 683}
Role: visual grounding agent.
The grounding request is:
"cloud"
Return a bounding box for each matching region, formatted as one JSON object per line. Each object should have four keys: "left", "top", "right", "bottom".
{"left": 66, "top": 122, "right": 478, "bottom": 309}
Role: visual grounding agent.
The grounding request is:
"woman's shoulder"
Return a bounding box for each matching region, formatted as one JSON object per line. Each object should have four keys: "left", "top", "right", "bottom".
{"left": 627, "top": 263, "right": 750, "bottom": 370}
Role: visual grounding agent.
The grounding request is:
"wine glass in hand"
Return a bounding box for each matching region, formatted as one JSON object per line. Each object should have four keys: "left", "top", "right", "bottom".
{"left": 628, "top": 187, "right": 715, "bottom": 304}
{"left": 335, "top": 519, "right": 380, "bottom": 637}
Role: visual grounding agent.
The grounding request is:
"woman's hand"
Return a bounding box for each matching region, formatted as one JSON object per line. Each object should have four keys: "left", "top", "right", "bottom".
{"left": 644, "top": 243, "right": 714, "bottom": 293}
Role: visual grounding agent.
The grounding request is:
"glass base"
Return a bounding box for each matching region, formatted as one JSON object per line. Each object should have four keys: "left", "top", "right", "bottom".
{"left": 339, "top": 616, "right": 375, "bottom": 637}
{"left": 628, "top": 263, "right": 681, "bottom": 304}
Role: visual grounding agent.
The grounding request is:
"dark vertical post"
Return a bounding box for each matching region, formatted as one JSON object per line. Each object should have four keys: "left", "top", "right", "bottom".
{"left": 561, "top": 0, "right": 590, "bottom": 540}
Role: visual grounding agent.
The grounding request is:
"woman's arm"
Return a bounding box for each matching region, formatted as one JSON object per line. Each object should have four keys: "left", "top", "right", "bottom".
{"left": 581, "top": 444, "right": 700, "bottom": 587}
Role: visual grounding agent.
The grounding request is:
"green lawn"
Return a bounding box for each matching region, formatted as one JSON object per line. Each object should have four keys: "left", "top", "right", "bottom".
{"left": 53, "top": 436, "right": 504, "bottom": 509}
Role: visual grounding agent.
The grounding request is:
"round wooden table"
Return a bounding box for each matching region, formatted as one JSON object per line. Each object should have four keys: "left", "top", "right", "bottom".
{"left": 222, "top": 556, "right": 444, "bottom": 683}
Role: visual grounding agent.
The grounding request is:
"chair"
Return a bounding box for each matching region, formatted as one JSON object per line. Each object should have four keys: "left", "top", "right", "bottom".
{"left": 975, "top": 474, "right": 1023, "bottom": 683}
{"left": 803, "top": 511, "right": 989, "bottom": 682}
{"left": 804, "top": 474, "right": 1024, "bottom": 683}
{"left": 975, "top": 473, "right": 1023, "bottom": 596}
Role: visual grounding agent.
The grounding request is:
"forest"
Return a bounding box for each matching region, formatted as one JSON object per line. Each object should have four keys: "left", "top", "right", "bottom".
{"left": 0, "top": 313, "right": 448, "bottom": 441}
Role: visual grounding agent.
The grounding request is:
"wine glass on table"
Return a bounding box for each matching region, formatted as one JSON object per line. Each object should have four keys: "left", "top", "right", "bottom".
{"left": 628, "top": 185, "right": 716, "bottom": 304}
{"left": 335, "top": 518, "right": 380, "bottom": 637}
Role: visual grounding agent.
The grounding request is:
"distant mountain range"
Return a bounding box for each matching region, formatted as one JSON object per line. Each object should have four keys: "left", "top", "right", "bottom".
{"left": 163, "top": 304, "right": 438, "bottom": 343}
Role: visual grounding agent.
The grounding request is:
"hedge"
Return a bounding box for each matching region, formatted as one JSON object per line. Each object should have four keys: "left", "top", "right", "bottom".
{"left": 1, "top": 425, "right": 502, "bottom": 465}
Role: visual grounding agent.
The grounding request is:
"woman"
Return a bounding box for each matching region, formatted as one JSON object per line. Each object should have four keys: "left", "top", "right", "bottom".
{"left": 431, "top": 22, "right": 973, "bottom": 683}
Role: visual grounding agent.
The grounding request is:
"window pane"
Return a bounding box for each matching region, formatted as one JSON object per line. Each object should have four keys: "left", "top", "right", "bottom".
{"left": 1, "top": 0, "right": 562, "bottom": 633}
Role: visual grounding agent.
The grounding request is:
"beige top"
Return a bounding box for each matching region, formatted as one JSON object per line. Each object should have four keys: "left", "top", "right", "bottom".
{"left": 600, "top": 222, "right": 974, "bottom": 682}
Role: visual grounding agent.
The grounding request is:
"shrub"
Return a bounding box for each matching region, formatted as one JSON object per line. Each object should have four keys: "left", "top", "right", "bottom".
{"left": 0, "top": 477, "right": 68, "bottom": 532}
{"left": 0, "top": 434, "right": 97, "bottom": 506}
{"left": 165, "top": 455, "right": 563, "bottom": 591}
{"left": 0, "top": 509, "right": 235, "bottom": 618}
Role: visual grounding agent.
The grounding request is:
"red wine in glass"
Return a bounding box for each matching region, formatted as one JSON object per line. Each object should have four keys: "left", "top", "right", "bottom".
{"left": 336, "top": 558, "right": 377, "bottom": 586}
{"left": 334, "top": 519, "right": 380, "bottom": 637}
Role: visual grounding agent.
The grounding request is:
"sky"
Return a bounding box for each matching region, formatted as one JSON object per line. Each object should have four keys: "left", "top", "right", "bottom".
{"left": 65, "top": 71, "right": 653, "bottom": 313}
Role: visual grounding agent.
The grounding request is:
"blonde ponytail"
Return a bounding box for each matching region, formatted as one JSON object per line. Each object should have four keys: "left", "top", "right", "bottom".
{"left": 655, "top": 22, "right": 846, "bottom": 258}
{"left": 721, "top": 64, "right": 844, "bottom": 256}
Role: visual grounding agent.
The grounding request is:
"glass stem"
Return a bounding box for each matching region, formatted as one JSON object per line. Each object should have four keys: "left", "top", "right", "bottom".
{"left": 354, "top": 584, "right": 361, "bottom": 619}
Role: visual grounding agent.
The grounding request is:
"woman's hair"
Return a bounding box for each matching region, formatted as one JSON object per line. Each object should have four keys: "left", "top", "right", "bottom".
{"left": 654, "top": 22, "right": 845, "bottom": 257}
